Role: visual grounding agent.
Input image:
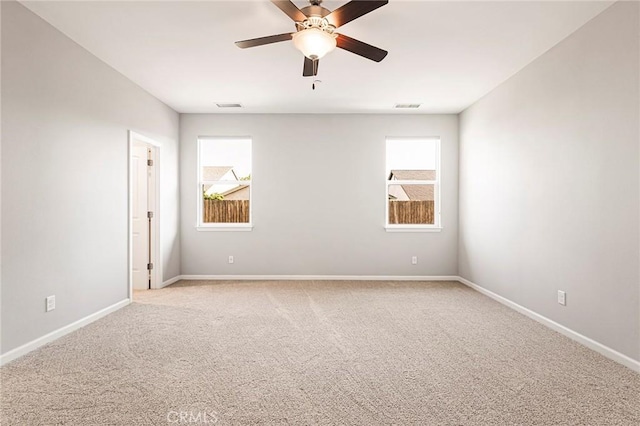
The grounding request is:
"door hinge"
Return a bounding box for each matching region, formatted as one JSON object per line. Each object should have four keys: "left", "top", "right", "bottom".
{"left": 147, "top": 211, "right": 154, "bottom": 219}
{"left": 147, "top": 263, "right": 154, "bottom": 270}
{"left": 147, "top": 159, "right": 153, "bottom": 166}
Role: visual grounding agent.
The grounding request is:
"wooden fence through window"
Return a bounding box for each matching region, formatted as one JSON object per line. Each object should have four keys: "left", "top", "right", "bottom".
{"left": 388, "top": 200, "right": 435, "bottom": 224}
{"left": 203, "top": 199, "right": 250, "bottom": 223}
{"left": 204, "top": 199, "right": 431, "bottom": 225}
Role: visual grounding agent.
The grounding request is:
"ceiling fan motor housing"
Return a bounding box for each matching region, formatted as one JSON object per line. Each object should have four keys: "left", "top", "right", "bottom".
{"left": 299, "top": 5, "right": 331, "bottom": 19}
{"left": 298, "top": 16, "right": 335, "bottom": 33}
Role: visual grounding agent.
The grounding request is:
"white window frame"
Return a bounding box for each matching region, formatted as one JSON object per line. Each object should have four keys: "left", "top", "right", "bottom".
{"left": 385, "top": 137, "right": 442, "bottom": 232}
{"left": 197, "top": 136, "right": 253, "bottom": 231}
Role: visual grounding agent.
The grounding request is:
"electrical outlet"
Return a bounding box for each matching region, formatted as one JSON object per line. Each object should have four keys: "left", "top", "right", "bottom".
{"left": 411, "top": 256, "right": 418, "bottom": 265}
{"left": 557, "top": 290, "right": 566, "bottom": 306}
{"left": 46, "top": 295, "right": 56, "bottom": 312}
{"left": 228, "top": 255, "right": 234, "bottom": 264}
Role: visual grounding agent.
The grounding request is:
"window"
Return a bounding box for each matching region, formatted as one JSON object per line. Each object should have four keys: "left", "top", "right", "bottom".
{"left": 197, "top": 137, "right": 252, "bottom": 230}
{"left": 386, "top": 137, "right": 441, "bottom": 231}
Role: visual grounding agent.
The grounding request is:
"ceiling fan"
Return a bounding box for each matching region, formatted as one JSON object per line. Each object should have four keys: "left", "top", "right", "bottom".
{"left": 235, "top": 0, "right": 388, "bottom": 78}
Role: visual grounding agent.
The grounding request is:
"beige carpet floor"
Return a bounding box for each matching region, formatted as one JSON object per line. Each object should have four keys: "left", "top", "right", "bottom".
{"left": 1, "top": 280, "right": 639, "bottom": 425}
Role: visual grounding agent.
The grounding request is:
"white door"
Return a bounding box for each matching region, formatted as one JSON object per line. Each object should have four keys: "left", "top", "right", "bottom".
{"left": 132, "top": 144, "right": 150, "bottom": 290}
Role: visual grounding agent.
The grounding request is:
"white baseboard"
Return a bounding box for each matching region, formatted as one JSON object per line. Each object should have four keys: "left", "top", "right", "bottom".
{"left": 457, "top": 276, "right": 640, "bottom": 373}
{"left": 160, "top": 275, "right": 182, "bottom": 288}
{"left": 177, "top": 275, "right": 459, "bottom": 281}
{"left": 0, "top": 299, "right": 131, "bottom": 366}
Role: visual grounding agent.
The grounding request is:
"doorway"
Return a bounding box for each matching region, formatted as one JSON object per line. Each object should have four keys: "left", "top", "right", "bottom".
{"left": 128, "top": 131, "right": 161, "bottom": 299}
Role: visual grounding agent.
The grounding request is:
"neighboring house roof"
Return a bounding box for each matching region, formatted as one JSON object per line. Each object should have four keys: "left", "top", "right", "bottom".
{"left": 221, "top": 185, "right": 250, "bottom": 200}
{"left": 202, "top": 166, "right": 238, "bottom": 181}
{"left": 402, "top": 185, "right": 434, "bottom": 201}
{"left": 388, "top": 169, "right": 436, "bottom": 201}
{"left": 388, "top": 184, "right": 409, "bottom": 201}
{"left": 388, "top": 170, "right": 436, "bottom": 180}
{"left": 202, "top": 166, "right": 241, "bottom": 194}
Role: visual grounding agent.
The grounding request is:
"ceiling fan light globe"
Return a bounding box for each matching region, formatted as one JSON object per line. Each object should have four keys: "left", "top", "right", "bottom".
{"left": 292, "top": 28, "right": 337, "bottom": 60}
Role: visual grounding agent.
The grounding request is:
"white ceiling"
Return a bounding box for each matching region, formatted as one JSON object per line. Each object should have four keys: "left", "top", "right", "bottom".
{"left": 21, "top": 1, "right": 612, "bottom": 114}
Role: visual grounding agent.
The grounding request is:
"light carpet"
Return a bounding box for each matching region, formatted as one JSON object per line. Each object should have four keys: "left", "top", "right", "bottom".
{"left": 1, "top": 280, "right": 639, "bottom": 425}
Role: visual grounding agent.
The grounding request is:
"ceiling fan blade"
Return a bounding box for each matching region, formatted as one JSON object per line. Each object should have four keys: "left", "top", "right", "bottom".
{"left": 235, "top": 33, "right": 294, "bottom": 49}
{"left": 303, "top": 57, "right": 319, "bottom": 77}
{"left": 325, "top": 0, "right": 388, "bottom": 28}
{"left": 271, "top": 0, "right": 307, "bottom": 22}
{"left": 336, "top": 34, "right": 387, "bottom": 62}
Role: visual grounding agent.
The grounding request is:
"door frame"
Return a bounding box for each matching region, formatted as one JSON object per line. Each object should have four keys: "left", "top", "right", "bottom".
{"left": 128, "top": 131, "right": 162, "bottom": 300}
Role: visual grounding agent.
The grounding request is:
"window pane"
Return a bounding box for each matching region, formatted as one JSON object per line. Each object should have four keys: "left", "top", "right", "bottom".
{"left": 388, "top": 184, "right": 435, "bottom": 224}
{"left": 202, "top": 184, "right": 250, "bottom": 223}
{"left": 386, "top": 138, "right": 438, "bottom": 181}
{"left": 199, "top": 137, "right": 251, "bottom": 225}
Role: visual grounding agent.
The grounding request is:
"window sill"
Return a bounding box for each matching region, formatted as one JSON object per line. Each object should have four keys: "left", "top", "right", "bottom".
{"left": 385, "top": 226, "right": 442, "bottom": 233}
{"left": 197, "top": 225, "right": 253, "bottom": 232}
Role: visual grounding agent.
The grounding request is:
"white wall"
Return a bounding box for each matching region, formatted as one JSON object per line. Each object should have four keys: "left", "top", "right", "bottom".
{"left": 1, "top": 1, "right": 180, "bottom": 354}
{"left": 180, "top": 114, "right": 458, "bottom": 276}
{"left": 459, "top": 1, "right": 639, "bottom": 361}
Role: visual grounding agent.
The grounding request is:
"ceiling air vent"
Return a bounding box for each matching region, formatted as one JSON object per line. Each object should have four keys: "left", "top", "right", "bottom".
{"left": 216, "top": 103, "right": 243, "bottom": 108}
{"left": 394, "top": 103, "right": 421, "bottom": 109}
